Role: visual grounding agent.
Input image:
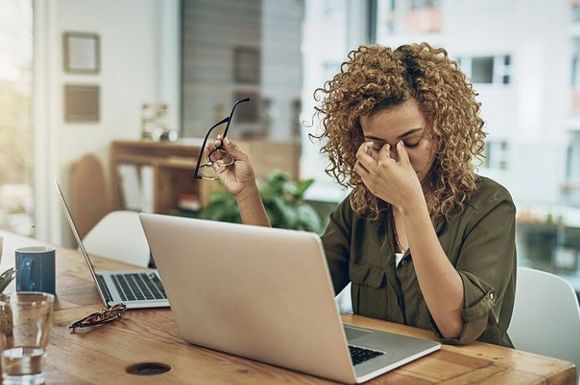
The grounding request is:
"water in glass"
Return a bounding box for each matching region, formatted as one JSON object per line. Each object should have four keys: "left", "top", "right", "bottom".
{"left": 2, "top": 347, "right": 45, "bottom": 385}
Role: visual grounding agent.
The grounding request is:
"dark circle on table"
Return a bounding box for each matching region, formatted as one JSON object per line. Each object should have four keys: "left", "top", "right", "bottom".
{"left": 126, "top": 362, "right": 172, "bottom": 376}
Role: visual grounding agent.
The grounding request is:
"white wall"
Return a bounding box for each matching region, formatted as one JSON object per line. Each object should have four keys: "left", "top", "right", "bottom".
{"left": 34, "top": 0, "right": 179, "bottom": 244}
{"left": 301, "top": 0, "right": 348, "bottom": 188}
{"left": 300, "top": 0, "right": 362, "bottom": 202}
{"left": 261, "top": 0, "right": 303, "bottom": 140}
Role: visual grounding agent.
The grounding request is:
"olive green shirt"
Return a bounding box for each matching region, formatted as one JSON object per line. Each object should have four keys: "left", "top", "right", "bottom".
{"left": 322, "top": 176, "right": 516, "bottom": 347}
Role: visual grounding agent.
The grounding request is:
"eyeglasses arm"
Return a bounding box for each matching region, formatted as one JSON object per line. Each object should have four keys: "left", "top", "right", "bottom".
{"left": 222, "top": 97, "right": 250, "bottom": 138}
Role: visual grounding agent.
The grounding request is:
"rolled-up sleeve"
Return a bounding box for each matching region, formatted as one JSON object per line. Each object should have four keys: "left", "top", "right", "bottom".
{"left": 436, "top": 192, "right": 517, "bottom": 345}
{"left": 320, "top": 196, "right": 352, "bottom": 295}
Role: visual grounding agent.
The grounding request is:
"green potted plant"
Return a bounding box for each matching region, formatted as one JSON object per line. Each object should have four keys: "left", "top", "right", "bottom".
{"left": 0, "top": 268, "right": 15, "bottom": 300}
{"left": 0, "top": 236, "right": 15, "bottom": 300}
{"left": 199, "top": 170, "right": 323, "bottom": 233}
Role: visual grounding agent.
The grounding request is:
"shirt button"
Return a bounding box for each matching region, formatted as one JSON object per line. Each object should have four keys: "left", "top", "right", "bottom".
{"left": 489, "top": 292, "right": 494, "bottom": 301}
{"left": 401, "top": 259, "right": 408, "bottom": 266}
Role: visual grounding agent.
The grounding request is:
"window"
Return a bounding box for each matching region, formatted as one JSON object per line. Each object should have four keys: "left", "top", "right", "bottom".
{"left": 457, "top": 54, "right": 511, "bottom": 85}
{"left": 565, "top": 133, "right": 580, "bottom": 182}
{"left": 572, "top": 0, "right": 580, "bottom": 22}
{"left": 377, "top": 0, "right": 442, "bottom": 36}
{"left": 472, "top": 57, "right": 494, "bottom": 83}
{"left": 483, "top": 140, "right": 509, "bottom": 170}
{"left": 561, "top": 133, "right": 580, "bottom": 218}
{"left": 181, "top": 0, "right": 304, "bottom": 140}
{"left": 0, "top": 0, "right": 34, "bottom": 235}
{"left": 571, "top": 38, "right": 580, "bottom": 113}
{"left": 452, "top": 0, "right": 513, "bottom": 10}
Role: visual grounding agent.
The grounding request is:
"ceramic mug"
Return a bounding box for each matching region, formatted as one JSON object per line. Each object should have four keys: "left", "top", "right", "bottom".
{"left": 15, "top": 246, "right": 56, "bottom": 295}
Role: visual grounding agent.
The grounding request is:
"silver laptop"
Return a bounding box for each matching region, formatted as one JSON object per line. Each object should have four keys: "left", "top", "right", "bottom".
{"left": 56, "top": 181, "right": 169, "bottom": 309}
{"left": 140, "top": 213, "right": 440, "bottom": 384}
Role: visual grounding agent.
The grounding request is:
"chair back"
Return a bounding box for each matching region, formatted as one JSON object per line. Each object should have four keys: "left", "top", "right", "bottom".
{"left": 71, "top": 154, "right": 110, "bottom": 238}
{"left": 82, "top": 210, "right": 150, "bottom": 267}
{"left": 508, "top": 267, "right": 580, "bottom": 383}
{"left": 336, "top": 282, "right": 353, "bottom": 314}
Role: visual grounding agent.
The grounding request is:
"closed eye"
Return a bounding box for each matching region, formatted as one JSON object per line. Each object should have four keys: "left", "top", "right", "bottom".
{"left": 404, "top": 141, "right": 420, "bottom": 148}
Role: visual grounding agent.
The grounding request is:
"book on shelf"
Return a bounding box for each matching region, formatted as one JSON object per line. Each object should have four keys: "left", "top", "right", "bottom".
{"left": 117, "top": 164, "right": 155, "bottom": 212}
{"left": 177, "top": 192, "right": 201, "bottom": 212}
{"left": 118, "top": 164, "right": 143, "bottom": 211}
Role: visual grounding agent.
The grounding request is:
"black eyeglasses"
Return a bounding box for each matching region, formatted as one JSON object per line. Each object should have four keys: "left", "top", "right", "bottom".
{"left": 193, "top": 97, "right": 251, "bottom": 180}
{"left": 69, "top": 303, "right": 127, "bottom": 333}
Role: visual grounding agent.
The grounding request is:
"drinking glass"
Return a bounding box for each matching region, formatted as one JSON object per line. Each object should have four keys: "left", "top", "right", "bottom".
{"left": 0, "top": 292, "right": 54, "bottom": 385}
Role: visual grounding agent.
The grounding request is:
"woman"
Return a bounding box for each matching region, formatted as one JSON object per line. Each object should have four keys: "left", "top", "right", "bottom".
{"left": 207, "top": 43, "right": 516, "bottom": 347}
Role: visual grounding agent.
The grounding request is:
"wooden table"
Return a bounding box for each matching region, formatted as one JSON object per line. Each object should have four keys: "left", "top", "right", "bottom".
{"left": 0, "top": 231, "right": 576, "bottom": 384}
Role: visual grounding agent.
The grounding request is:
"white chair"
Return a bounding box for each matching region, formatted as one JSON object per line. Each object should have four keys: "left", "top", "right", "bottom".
{"left": 82, "top": 211, "right": 150, "bottom": 267}
{"left": 508, "top": 267, "right": 580, "bottom": 384}
{"left": 336, "top": 282, "right": 353, "bottom": 313}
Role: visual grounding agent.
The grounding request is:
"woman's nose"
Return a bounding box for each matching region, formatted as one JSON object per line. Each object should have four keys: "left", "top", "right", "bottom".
{"left": 390, "top": 147, "right": 399, "bottom": 162}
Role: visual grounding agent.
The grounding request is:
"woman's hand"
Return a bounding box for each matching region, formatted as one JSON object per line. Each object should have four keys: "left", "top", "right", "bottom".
{"left": 354, "top": 141, "right": 424, "bottom": 212}
{"left": 206, "top": 136, "right": 257, "bottom": 199}
{"left": 207, "top": 136, "right": 271, "bottom": 227}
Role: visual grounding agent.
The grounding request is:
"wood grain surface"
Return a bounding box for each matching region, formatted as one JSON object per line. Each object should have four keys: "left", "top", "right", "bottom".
{"left": 0, "top": 230, "right": 575, "bottom": 384}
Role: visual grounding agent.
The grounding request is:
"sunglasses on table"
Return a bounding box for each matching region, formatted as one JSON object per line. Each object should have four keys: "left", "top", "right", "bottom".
{"left": 193, "top": 97, "right": 251, "bottom": 180}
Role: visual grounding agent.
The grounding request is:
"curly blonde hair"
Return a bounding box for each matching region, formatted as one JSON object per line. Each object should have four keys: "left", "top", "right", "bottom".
{"left": 312, "top": 43, "right": 486, "bottom": 221}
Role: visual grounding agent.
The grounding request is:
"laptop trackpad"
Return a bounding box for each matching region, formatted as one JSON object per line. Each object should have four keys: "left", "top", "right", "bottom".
{"left": 344, "top": 325, "right": 373, "bottom": 342}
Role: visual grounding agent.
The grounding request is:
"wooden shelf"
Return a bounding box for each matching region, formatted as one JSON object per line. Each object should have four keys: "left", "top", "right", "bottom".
{"left": 109, "top": 139, "right": 299, "bottom": 214}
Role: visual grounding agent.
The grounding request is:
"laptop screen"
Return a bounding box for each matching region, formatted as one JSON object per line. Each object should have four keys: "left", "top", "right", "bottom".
{"left": 55, "top": 180, "right": 107, "bottom": 304}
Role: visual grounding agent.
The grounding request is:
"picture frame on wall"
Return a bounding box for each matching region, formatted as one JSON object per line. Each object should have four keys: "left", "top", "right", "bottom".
{"left": 64, "top": 84, "right": 100, "bottom": 123}
{"left": 63, "top": 32, "right": 100, "bottom": 74}
{"left": 233, "top": 46, "right": 260, "bottom": 84}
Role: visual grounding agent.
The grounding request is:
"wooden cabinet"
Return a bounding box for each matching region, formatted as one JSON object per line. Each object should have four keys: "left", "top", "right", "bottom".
{"left": 109, "top": 139, "right": 300, "bottom": 214}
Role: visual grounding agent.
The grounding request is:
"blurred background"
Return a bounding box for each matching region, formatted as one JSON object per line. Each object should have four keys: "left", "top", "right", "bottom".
{"left": 1, "top": 0, "right": 580, "bottom": 298}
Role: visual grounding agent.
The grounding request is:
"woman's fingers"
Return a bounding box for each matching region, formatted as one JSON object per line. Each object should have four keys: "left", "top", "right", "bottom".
{"left": 354, "top": 161, "right": 370, "bottom": 177}
{"left": 205, "top": 142, "right": 216, "bottom": 155}
{"left": 206, "top": 135, "right": 248, "bottom": 164}
{"left": 396, "top": 141, "right": 410, "bottom": 165}
{"left": 222, "top": 137, "right": 248, "bottom": 161}
{"left": 354, "top": 162, "right": 374, "bottom": 192}
{"left": 205, "top": 134, "right": 222, "bottom": 156}
{"left": 378, "top": 143, "right": 397, "bottom": 165}
{"left": 356, "top": 142, "right": 377, "bottom": 172}
{"left": 364, "top": 141, "right": 382, "bottom": 161}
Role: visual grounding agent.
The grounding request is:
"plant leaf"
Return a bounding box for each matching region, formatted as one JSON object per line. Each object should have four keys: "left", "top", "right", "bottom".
{"left": 264, "top": 170, "right": 289, "bottom": 195}
{"left": 269, "top": 195, "right": 298, "bottom": 229}
{"left": 200, "top": 169, "right": 322, "bottom": 233}
{"left": 199, "top": 188, "right": 241, "bottom": 223}
{"left": 296, "top": 204, "right": 322, "bottom": 233}
{"left": 294, "top": 179, "right": 314, "bottom": 200}
{"left": 208, "top": 191, "right": 230, "bottom": 204}
{"left": 0, "top": 268, "right": 15, "bottom": 293}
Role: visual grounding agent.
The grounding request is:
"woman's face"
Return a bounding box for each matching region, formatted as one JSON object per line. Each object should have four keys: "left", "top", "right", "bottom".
{"left": 359, "top": 97, "right": 436, "bottom": 184}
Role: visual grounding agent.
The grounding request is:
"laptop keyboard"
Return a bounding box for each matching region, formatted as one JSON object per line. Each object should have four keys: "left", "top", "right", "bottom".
{"left": 349, "top": 345, "right": 384, "bottom": 365}
{"left": 110, "top": 273, "right": 167, "bottom": 302}
{"left": 96, "top": 274, "right": 113, "bottom": 304}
